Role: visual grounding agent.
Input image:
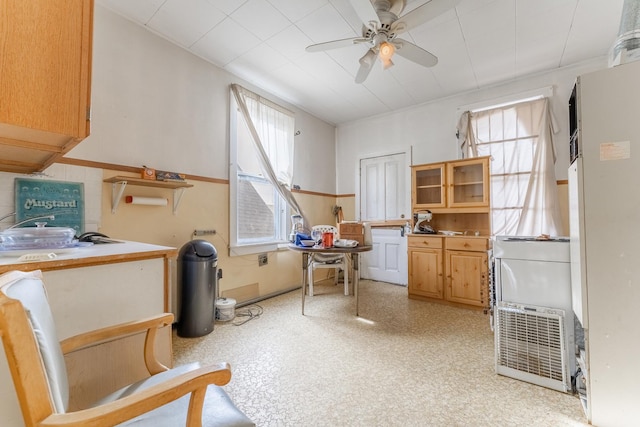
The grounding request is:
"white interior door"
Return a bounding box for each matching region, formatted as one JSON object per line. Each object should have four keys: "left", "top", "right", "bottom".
{"left": 360, "top": 153, "right": 407, "bottom": 221}
{"left": 359, "top": 152, "right": 409, "bottom": 285}
{"left": 363, "top": 228, "right": 408, "bottom": 285}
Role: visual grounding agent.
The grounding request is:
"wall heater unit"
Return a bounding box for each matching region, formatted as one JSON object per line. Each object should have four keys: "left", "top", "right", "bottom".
{"left": 495, "top": 302, "right": 569, "bottom": 392}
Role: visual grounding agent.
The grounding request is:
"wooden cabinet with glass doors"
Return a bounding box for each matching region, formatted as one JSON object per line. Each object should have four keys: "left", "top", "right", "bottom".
{"left": 447, "top": 157, "right": 490, "bottom": 208}
{"left": 412, "top": 163, "right": 446, "bottom": 208}
{"left": 409, "top": 156, "right": 491, "bottom": 310}
{"left": 411, "top": 156, "right": 490, "bottom": 211}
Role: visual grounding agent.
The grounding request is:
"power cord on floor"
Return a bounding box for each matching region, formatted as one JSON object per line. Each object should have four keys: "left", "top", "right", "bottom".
{"left": 232, "top": 304, "right": 264, "bottom": 326}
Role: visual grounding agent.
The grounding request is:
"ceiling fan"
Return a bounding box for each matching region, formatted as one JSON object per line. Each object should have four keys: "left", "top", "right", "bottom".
{"left": 306, "top": 0, "right": 460, "bottom": 83}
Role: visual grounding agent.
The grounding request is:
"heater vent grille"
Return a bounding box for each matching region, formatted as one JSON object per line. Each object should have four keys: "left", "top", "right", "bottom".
{"left": 496, "top": 303, "right": 567, "bottom": 388}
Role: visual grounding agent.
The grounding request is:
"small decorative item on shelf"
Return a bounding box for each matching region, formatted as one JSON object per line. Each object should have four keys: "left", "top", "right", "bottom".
{"left": 141, "top": 165, "right": 156, "bottom": 180}
{"left": 155, "top": 170, "right": 186, "bottom": 182}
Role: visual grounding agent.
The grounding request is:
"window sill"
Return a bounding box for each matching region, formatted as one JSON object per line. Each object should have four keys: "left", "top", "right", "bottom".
{"left": 229, "top": 241, "right": 290, "bottom": 257}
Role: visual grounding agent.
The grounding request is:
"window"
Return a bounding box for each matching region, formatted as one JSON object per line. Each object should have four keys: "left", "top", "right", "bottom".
{"left": 230, "top": 86, "right": 295, "bottom": 255}
{"left": 460, "top": 97, "right": 563, "bottom": 236}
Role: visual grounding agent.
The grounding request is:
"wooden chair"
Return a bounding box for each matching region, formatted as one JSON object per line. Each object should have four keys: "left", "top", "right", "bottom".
{"left": 0, "top": 270, "right": 254, "bottom": 427}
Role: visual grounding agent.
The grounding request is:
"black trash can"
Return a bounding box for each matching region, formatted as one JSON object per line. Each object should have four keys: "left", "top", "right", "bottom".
{"left": 177, "top": 240, "right": 218, "bottom": 338}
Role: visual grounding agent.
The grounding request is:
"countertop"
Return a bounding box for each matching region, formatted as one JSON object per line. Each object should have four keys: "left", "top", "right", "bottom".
{"left": 407, "top": 233, "right": 488, "bottom": 239}
{"left": 0, "top": 241, "right": 178, "bottom": 274}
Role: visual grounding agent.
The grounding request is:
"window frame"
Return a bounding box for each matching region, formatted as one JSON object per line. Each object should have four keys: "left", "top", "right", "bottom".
{"left": 229, "top": 91, "right": 290, "bottom": 256}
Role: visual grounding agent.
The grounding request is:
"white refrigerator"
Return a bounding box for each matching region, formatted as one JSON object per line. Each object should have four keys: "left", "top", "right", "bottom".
{"left": 568, "top": 59, "right": 640, "bottom": 426}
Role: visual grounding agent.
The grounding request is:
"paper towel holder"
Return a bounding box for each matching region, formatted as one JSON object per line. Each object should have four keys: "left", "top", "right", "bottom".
{"left": 125, "top": 196, "right": 168, "bottom": 206}
{"left": 103, "top": 176, "right": 193, "bottom": 215}
{"left": 363, "top": 222, "right": 373, "bottom": 245}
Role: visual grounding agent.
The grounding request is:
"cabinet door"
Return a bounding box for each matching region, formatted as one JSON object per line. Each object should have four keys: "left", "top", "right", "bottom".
{"left": 447, "top": 158, "right": 489, "bottom": 208}
{"left": 0, "top": 0, "right": 93, "bottom": 174}
{"left": 445, "top": 250, "right": 487, "bottom": 307}
{"left": 408, "top": 248, "right": 443, "bottom": 299}
{"left": 412, "top": 163, "right": 446, "bottom": 208}
{"left": 0, "top": 0, "right": 93, "bottom": 136}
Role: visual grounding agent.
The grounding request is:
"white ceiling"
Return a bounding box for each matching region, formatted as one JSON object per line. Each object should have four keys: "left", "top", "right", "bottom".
{"left": 96, "top": 0, "right": 625, "bottom": 125}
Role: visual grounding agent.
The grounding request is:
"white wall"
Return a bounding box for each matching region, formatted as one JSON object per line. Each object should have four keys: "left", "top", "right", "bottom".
{"left": 68, "top": 5, "right": 337, "bottom": 195}
{"left": 335, "top": 58, "right": 610, "bottom": 194}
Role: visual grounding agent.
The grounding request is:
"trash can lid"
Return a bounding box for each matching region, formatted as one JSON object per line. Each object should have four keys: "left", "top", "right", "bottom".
{"left": 179, "top": 239, "right": 217, "bottom": 260}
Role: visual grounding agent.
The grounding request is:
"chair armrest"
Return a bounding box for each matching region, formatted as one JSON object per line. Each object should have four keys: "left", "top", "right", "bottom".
{"left": 60, "top": 313, "right": 174, "bottom": 353}
{"left": 60, "top": 313, "right": 174, "bottom": 374}
{"left": 37, "top": 362, "right": 232, "bottom": 427}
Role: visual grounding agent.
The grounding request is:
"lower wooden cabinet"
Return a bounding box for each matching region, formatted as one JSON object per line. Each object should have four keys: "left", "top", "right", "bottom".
{"left": 445, "top": 249, "right": 488, "bottom": 307}
{"left": 408, "top": 240, "right": 443, "bottom": 299}
{"left": 408, "top": 235, "right": 489, "bottom": 310}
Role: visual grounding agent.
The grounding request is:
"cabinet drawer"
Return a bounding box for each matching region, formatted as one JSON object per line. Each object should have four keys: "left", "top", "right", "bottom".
{"left": 408, "top": 235, "right": 443, "bottom": 249}
{"left": 446, "top": 237, "right": 488, "bottom": 252}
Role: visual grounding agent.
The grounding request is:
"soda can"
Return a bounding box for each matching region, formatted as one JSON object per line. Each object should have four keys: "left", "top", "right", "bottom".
{"left": 322, "top": 232, "right": 333, "bottom": 248}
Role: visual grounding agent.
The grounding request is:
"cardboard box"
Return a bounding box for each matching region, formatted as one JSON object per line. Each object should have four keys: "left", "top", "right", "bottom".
{"left": 339, "top": 222, "right": 363, "bottom": 245}
{"left": 338, "top": 222, "right": 363, "bottom": 235}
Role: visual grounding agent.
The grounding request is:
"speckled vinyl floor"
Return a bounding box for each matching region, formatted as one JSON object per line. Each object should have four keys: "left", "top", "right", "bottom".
{"left": 173, "top": 280, "right": 588, "bottom": 427}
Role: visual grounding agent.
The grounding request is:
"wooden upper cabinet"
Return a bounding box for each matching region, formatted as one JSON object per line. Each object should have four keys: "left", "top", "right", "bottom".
{"left": 411, "top": 156, "right": 490, "bottom": 212}
{"left": 447, "top": 157, "right": 490, "bottom": 209}
{"left": 0, "top": 0, "right": 94, "bottom": 174}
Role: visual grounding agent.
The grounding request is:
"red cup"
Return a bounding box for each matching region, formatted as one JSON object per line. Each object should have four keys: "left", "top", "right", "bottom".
{"left": 322, "top": 232, "right": 333, "bottom": 248}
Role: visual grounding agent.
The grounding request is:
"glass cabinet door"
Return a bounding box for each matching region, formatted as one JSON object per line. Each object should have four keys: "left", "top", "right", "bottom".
{"left": 447, "top": 158, "right": 489, "bottom": 208}
{"left": 412, "top": 164, "right": 446, "bottom": 208}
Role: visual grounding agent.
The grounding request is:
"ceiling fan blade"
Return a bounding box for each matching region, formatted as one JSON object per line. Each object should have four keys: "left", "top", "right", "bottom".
{"left": 394, "top": 39, "right": 438, "bottom": 67}
{"left": 398, "top": 0, "right": 461, "bottom": 33}
{"left": 355, "top": 49, "right": 377, "bottom": 83}
{"left": 349, "top": 0, "right": 379, "bottom": 25}
{"left": 306, "top": 37, "right": 367, "bottom": 52}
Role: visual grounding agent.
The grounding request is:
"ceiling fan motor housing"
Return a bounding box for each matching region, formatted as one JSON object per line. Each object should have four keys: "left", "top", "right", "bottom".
{"left": 373, "top": 0, "right": 406, "bottom": 17}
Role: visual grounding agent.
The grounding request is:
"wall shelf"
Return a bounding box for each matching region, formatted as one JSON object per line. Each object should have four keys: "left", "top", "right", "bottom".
{"left": 104, "top": 176, "right": 193, "bottom": 214}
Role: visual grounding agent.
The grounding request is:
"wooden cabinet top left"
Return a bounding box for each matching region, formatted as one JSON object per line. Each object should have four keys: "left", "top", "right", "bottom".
{"left": 0, "top": 0, "right": 94, "bottom": 174}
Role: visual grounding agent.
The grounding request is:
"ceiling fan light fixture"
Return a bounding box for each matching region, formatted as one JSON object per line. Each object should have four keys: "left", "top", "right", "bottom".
{"left": 379, "top": 41, "right": 395, "bottom": 60}
{"left": 379, "top": 41, "right": 395, "bottom": 69}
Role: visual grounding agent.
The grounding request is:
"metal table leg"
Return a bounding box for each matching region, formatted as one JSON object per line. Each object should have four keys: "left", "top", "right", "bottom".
{"left": 301, "top": 252, "right": 308, "bottom": 315}
{"left": 353, "top": 253, "right": 360, "bottom": 316}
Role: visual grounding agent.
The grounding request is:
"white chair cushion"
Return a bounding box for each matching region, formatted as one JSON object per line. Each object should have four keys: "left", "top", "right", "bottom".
{"left": 311, "top": 253, "right": 343, "bottom": 263}
{"left": 0, "top": 270, "right": 69, "bottom": 413}
{"left": 93, "top": 362, "right": 255, "bottom": 427}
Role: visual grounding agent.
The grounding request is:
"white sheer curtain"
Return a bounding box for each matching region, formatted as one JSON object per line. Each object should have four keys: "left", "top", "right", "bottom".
{"left": 231, "top": 84, "right": 310, "bottom": 233}
{"left": 516, "top": 99, "right": 563, "bottom": 236}
{"left": 459, "top": 98, "right": 564, "bottom": 236}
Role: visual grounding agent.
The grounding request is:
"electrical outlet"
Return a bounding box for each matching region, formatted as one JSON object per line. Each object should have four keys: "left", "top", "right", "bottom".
{"left": 194, "top": 229, "right": 216, "bottom": 236}
{"left": 258, "top": 253, "right": 268, "bottom": 266}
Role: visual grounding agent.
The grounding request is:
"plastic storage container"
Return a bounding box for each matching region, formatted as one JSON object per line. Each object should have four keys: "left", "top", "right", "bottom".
{"left": 0, "top": 223, "right": 76, "bottom": 249}
{"left": 177, "top": 240, "right": 218, "bottom": 338}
